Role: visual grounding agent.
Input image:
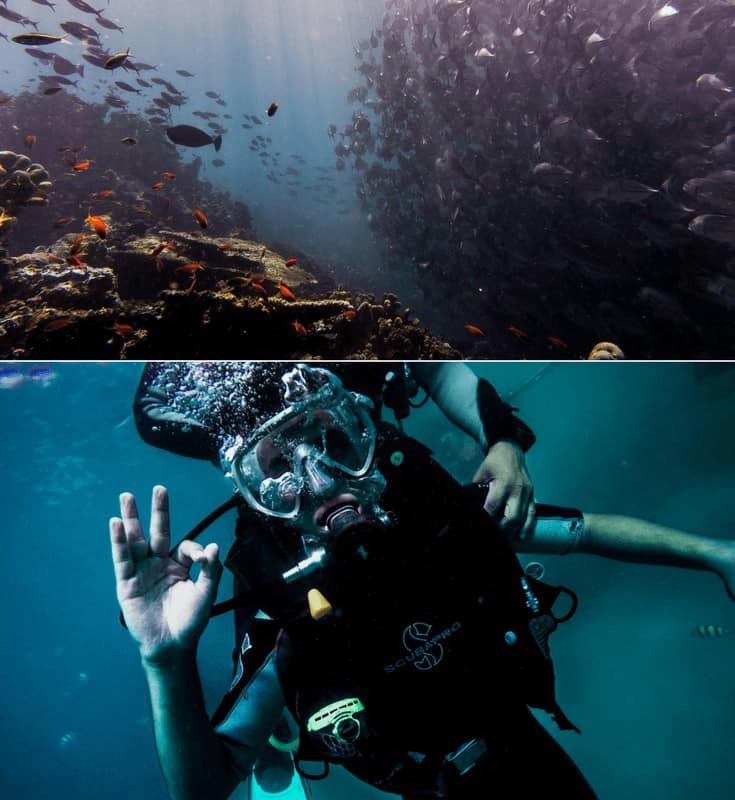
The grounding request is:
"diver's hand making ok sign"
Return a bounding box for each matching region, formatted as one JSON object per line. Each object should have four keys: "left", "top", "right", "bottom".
{"left": 109, "top": 485, "right": 223, "bottom": 664}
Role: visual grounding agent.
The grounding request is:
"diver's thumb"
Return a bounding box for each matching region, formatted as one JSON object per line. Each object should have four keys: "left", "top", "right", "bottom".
{"left": 194, "top": 542, "right": 223, "bottom": 603}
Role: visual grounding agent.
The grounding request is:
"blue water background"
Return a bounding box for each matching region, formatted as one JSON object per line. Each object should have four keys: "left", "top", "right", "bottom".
{"left": 1, "top": 361, "right": 734, "bottom": 799}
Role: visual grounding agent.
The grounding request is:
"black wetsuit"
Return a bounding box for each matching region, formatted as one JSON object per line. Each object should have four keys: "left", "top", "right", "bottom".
{"left": 210, "top": 426, "right": 598, "bottom": 800}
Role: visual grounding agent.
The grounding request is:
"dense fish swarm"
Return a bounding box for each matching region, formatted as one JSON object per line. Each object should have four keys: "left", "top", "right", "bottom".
{"left": 341, "top": 0, "right": 735, "bottom": 356}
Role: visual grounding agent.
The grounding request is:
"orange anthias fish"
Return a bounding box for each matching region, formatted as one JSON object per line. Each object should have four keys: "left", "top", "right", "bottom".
{"left": 24, "top": 134, "right": 37, "bottom": 149}
{"left": 85, "top": 211, "right": 107, "bottom": 239}
{"left": 508, "top": 325, "right": 530, "bottom": 341}
{"left": 278, "top": 282, "right": 296, "bottom": 301}
{"left": 464, "top": 324, "right": 485, "bottom": 336}
{"left": 91, "top": 189, "right": 115, "bottom": 199}
{"left": 72, "top": 160, "right": 91, "bottom": 171}
{"left": 194, "top": 208, "right": 208, "bottom": 229}
{"left": 150, "top": 240, "right": 176, "bottom": 258}
{"left": 151, "top": 181, "right": 164, "bottom": 190}
{"left": 341, "top": 309, "right": 357, "bottom": 320}
{"left": 43, "top": 316, "right": 76, "bottom": 332}
{"left": 162, "top": 172, "right": 176, "bottom": 180}
{"left": 285, "top": 257, "right": 298, "bottom": 267}
{"left": 0, "top": 208, "right": 17, "bottom": 228}
{"left": 218, "top": 243, "right": 233, "bottom": 251}
{"left": 109, "top": 322, "right": 135, "bottom": 337}
{"left": 69, "top": 234, "right": 86, "bottom": 255}
{"left": 546, "top": 336, "right": 568, "bottom": 350}
{"left": 176, "top": 262, "right": 205, "bottom": 274}
{"left": 250, "top": 281, "right": 267, "bottom": 296}
{"left": 293, "top": 320, "right": 307, "bottom": 335}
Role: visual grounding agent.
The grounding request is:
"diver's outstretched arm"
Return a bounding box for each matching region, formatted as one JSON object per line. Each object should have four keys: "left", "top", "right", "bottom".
{"left": 110, "top": 486, "right": 258, "bottom": 800}
{"left": 141, "top": 654, "right": 242, "bottom": 800}
{"left": 516, "top": 512, "right": 735, "bottom": 603}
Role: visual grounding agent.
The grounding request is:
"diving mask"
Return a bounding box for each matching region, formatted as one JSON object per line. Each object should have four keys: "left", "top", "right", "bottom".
{"left": 225, "top": 365, "right": 388, "bottom": 537}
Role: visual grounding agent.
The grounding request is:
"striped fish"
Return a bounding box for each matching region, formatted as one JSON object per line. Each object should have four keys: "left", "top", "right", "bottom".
{"left": 692, "top": 624, "right": 731, "bottom": 639}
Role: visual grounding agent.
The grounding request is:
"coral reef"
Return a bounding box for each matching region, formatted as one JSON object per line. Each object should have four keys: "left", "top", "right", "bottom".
{"left": 0, "top": 225, "right": 459, "bottom": 360}
{"left": 0, "top": 149, "right": 52, "bottom": 242}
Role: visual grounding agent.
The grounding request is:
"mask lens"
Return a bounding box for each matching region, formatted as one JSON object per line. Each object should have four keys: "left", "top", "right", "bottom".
{"left": 231, "top": 395, "right": 376, "bottom": 519}
{"left": 259, "top": 473, "right": 302, "bottom": 513}
{"left": 322, "top": 425, "right": 365, "bottom": 471}
{"left": 255, "top": 434, "right": 293, "bottom": 477}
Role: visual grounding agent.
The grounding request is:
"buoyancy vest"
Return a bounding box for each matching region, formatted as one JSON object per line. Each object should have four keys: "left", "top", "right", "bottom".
{"left": 214, "top": 424, "right": 579, "bottom": 790}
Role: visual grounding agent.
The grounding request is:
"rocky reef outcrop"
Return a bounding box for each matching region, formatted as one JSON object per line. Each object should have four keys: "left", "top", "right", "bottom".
{"left": 0, "top": 223, "right": 460, "bottom": 359}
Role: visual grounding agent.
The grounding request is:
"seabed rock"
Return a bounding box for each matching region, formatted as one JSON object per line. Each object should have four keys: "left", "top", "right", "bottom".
{"left": 0, "top": 227, "right": 460, "bottom": 359}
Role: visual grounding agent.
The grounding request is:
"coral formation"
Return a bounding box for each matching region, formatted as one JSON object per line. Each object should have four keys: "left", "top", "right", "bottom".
{"left": 0, "top": 225, "right": 459, "bottom": 360}
{"left": 0, "top": 149, "right": 52, "bottom": 240}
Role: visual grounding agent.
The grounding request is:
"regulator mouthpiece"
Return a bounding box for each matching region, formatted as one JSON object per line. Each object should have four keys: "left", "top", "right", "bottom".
{"left": 326, "top": 505, "right": 362, "bottom": 534}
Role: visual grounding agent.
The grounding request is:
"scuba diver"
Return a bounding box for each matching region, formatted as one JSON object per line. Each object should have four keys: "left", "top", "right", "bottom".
{"left": 111, "top": 362, "right": 735, "bottom": 800}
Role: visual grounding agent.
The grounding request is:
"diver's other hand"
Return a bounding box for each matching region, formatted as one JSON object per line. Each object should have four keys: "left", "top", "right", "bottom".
{"left": 473, "top": 439, "right": 535, "bottom": 538}
{"left": 109, "top": 485, "right": 223, "bottom": 663}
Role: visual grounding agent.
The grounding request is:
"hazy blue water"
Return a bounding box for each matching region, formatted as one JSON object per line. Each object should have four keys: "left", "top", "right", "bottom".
{"left": 1, "top": 361, "right": 734, "bottom": 800}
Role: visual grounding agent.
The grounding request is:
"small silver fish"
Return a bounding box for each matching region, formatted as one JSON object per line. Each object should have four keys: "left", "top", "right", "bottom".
{"left": 104, "top": 48, "right": 131, "bottom": 70}
{"left": 692, "top": 624, "right": 731, "bottom": 639}
{"left": 11, "top": 33, "right": 65, "bottom": 46}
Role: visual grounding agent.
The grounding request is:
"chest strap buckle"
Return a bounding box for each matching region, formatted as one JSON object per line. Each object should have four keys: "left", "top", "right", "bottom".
{"left": 442, "top": 737, "right": 488, "bottom": 777}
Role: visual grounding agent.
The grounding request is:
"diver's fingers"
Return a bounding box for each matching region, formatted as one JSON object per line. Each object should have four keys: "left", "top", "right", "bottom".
{"left": 501, "top": 492, "right": 522, "bottom": 530}
{"left": 500, "top": 483, "right": 532, "bottom": 532}
{"left": 521, "top": 499, "right": 537, "bottom": 541}
{"left": 193, "top": 543, "right": 223, "bottom": 602}
{"left": 482, "top": 479, "right": 508, "bottom": 518}
{"left": 148, "top": 485, "right": 170, "bottom": 558}
{"left": 172, "top": 539, "right": 204, "bottom": 570}
{"left": 515, "top": 484, "right": 533, "bottom": 527}
{"left": 472, "top": 463, "right": 487, "bottom": 484}
{"left": 120, "top": 492, "right": 149, "bottom": 563}
{"left": 110, "top": 516, "right": 136, "bottom": 582}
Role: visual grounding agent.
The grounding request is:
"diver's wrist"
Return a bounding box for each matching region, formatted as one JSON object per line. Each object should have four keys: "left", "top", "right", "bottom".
{"left": 697, "top": 537, "right": 729, "bottom": 576}
{"left": 487, "top": 438, "right": 524, "bottom": 455}
{"left": 140, "top": 644, "right": 198, "bottom": 674}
